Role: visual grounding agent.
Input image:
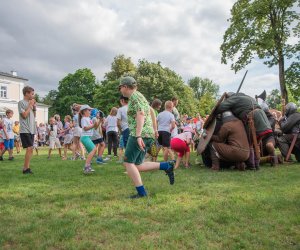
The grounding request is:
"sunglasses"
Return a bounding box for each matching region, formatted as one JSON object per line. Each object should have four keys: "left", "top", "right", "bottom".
{"left": 118, "top": 85, "right": 125, "bottom": 91}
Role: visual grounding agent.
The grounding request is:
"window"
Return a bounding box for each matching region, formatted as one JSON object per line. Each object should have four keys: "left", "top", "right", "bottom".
{"left": 0, "top": 86, "right": 7, "bottom": 98}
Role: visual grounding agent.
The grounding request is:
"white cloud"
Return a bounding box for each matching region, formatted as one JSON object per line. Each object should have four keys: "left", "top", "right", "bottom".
{"left": 0, "top": 0, "right": 292, "bottom": 99}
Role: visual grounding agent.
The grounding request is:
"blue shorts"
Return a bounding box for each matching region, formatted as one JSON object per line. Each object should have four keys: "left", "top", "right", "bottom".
{"left": 92, "top": 138, "right": 104, "bottom": 145}
{"left": 119, "top": 135, "right": 124, "bottom": 149}
{"left": 4, "top": 139, "right": 14, "bottom": 150}
{"left": 122, "top": 128, "right": 130, "bottom": 148}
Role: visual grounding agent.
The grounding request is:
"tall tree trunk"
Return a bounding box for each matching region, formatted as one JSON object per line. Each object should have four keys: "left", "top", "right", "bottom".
{"left": 278, "top": 53, "right": 288, "bottom": 103}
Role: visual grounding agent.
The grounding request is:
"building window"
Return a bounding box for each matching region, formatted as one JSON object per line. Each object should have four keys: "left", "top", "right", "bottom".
{"left": 0, "top": 86, "right": 7, "bottom": 98}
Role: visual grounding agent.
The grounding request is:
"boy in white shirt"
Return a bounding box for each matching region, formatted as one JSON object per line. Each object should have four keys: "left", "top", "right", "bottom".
{"left": 0, "top": 110, "right": 15, "bottom": 161}
{"left": 47, "top": 117, "right": 62, "bottom": 159}
{"left": 157, "top": 101, "right": 176, "bottom": 161}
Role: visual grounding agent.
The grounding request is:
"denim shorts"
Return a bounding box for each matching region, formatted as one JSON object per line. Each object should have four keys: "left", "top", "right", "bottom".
{"left": 4, "top": 139, "right": 14, "bottom": 150}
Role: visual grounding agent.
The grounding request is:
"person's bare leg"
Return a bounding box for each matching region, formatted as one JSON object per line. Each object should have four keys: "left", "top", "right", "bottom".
{"left": 0, "top": 149, "right": 7, "bottom": 157}
{"left": 36, "top": 148, "right": 39, "bottom": 156}
{"left": 58, "top": 148, "right": 62, "bottom": 157}
{"left": 168, "top": 148, "right": 174, "bottom": 160}
{"left": 124, "top": 162, "right": 143, "bottom": 186}
{"left": 8, "top": 149, "right": 13, "bottom": 158}
{"left": 184, "top": 152, "right": 190, "bottom": 167}
{"left": 163, "top": 147, "right": 169, "bottom": 161}
{"left": 24, "top": 147, "right": 33, "bottom": 169}
{"left": 98, "top": 142, "right": 105, "bottom": 157}
{"left": 86, "top": 147, "right": 97, "bottom": 165}
{"left": 48, "top": 148, "right": 52, "bottom": 158}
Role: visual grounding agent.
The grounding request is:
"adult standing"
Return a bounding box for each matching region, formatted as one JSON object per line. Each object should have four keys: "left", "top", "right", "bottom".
{"left": 119, "top": 76, "right": 175, "bottom": 199}
{"left": 18, "top": 86, "right": 37, "bottom": 174}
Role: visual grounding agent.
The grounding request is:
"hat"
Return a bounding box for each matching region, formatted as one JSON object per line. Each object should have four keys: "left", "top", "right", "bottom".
{"left": 79, "top": 104, "right": 93, "bottom": 111}
{"left": 119, "top": 76, "right": 137, "bottom": 87}
{"left": 186, "top": 117, "right": 193, "bottom": 120}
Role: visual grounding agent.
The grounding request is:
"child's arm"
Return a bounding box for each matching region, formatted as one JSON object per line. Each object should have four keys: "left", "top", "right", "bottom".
{"left": 3, "top": 125, "right": 8, "bottom": 139}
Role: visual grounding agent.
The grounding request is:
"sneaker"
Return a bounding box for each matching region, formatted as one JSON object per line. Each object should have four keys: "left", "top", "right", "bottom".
{"left": 8, "top": 157, "right": 14, "bottom": 161}
{"left": 103, "top": 157, "right": 110, "bottom": 161}
{"left": 165, "top": 161, "right": 175, "bottom": 185}
{"left": 116, "top": 160, "right": 124, "bottom": 164}
{"left": 129, "top": 194, "right": 147, "bottom": 199}
{"left": 0, "top": 156, "right": 3, "bottom": 161}
{"left": 96, "top": 157, "right": 105, "bottom": 164}
{"left": 23, "top": 168, "right": 33, "bottom": 174}
{"left": 83, "top": 166, "right": 95, "bottom": 174}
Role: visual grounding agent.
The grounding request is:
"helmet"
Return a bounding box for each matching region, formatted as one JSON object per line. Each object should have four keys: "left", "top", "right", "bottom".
{"left": 260, "top": 102, "right": 269, "bottom": 112}
{"left": 90, "top": 108, "right": 99, "bottom": 119}
{"left": 285, "top": 102, "right": 297, "bottom": 116}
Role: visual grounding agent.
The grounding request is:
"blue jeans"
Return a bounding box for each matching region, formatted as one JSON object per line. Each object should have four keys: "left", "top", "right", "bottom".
{"left": 122, "top": 128, "right": 130, "bottom": 148}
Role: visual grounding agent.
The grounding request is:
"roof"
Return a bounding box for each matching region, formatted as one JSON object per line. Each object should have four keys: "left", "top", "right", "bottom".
{"left": 0, "top": 71, "right": 28, "bottom": 81}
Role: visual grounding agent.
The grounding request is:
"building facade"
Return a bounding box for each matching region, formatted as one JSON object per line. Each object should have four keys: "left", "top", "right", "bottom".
{"left": 0, "top": 71, "right": 49, "bottom": 124}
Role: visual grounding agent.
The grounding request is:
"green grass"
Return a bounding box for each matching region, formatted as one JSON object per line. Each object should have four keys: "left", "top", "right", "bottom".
{"left": 0, "top": 149, "right": 299, "bottom": 250}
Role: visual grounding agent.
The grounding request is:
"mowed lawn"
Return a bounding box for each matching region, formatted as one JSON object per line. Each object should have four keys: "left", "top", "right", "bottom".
{"left": 0, "top": 149, "right": 299, "bottom": 250}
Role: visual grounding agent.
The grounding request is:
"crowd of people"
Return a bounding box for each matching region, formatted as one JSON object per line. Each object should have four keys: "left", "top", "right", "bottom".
{"left": 1, "top": 80, "right": 299, "bottom": 198}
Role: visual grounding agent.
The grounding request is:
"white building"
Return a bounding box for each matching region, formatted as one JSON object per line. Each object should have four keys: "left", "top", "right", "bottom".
{"left": 0, "top": 71, "right": 49, "bottom": 124}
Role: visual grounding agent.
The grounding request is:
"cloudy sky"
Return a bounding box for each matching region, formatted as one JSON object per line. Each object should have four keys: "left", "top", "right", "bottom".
{"left": 0, "top": 0, "right": 286, "bottom": 97}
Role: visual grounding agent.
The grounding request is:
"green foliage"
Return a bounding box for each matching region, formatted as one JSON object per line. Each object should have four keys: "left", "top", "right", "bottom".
{"left": 41, "top": 90, "right": 58, "bottom": 117}
{"left": 266, "top": 89, "right": 281, "bottom": 109}
{"left": 104, "top": 55, "right": 136, "bottom": 81}
{"left": 94, "top": 80, "right": 121, "bottom": 115}
{"left": 221, "top": 0, "right": 300, "bottom": 101}
{"left": 188, "top": 77, "right": 219, "bottom": 100}
{"left": 286, "top": 43, "right": 300, "bottom": 101}
{"left": 53, "top": 68, "right": 97, "bottom": 117}
{"left": 187, "top": 77, "right": 219, "bottom": 116}
{"left": 135, "top": 59, "right": 198, "bottom": 115}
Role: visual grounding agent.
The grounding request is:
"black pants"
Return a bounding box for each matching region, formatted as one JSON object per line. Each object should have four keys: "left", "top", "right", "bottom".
{"left": 107, "top": 131, "right": 118, "bottom": 156}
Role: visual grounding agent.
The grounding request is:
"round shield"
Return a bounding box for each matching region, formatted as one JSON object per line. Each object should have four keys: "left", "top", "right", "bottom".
{"left": 197, "top": 118, "right": 216, "bottom": 154}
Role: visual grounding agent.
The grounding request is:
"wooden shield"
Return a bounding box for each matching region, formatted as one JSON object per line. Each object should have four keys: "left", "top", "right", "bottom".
{"left": 197, "top": 118, "right": 216, "bottom": 154}
{"left": 203, "top": 92, "right": 226, "bottom": 128}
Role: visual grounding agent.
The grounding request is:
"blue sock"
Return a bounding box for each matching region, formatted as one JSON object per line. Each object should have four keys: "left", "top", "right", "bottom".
{"left": 136, "top": 186, "right": 147, "bottom": 196}
{"left": 159, "top": 162, "right": 170, "bottom": 170}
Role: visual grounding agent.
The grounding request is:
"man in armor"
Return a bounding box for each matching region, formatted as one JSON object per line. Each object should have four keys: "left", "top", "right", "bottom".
{"left": 209, "top": 111, "right": 250, "bottom": 171}
{"left": 277, "top": 102, "right": 300, "bottom": 162}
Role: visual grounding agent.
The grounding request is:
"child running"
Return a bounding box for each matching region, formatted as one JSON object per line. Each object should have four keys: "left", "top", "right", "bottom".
{"left": 0, "top": 109, "right": 15, "bottom": 161}
{"left": 79, "top": 105, "right": 100, "bottom": 173}
{"left": 62, "top": 115, "right": 73, "bottom": 160}
{"left": 90, "top": 109, "right": 107, "bottom": 164}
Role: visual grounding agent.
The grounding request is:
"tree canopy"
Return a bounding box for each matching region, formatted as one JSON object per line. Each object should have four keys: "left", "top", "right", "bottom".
{"left": 221, "top": 0, "right": 300, "bottom": 102}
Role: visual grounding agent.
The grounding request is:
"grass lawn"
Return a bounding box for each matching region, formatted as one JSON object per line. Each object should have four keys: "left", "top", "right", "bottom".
{"left": 0, "top": 148, "right": 299, "bottom": 250}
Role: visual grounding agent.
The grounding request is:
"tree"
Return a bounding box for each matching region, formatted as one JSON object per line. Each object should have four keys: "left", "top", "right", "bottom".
{"left": 94, "top": 55, "right": 136, "bottom": 114}
{"left": 266, "top": 89, "right": 281, "bottom": 109}
{"left": 41, "top": 90, "right": 58, "bottom": 117}
{"left": 135, "top": 59, "right": 198, "bottom": 115}
{"left": 187, "top": 77, "right": 219, "bottom": 99}
{"left": 221, "top": 0, "right": 300, "bottom": 102}
{"left": 286, "top": 43, "right": 300, "bottom": 101}
{"left": 104, "top": 55, "right": 136, "bottom": 82}
{"left": 55, "top": 68, "right": 97, "bottom": 117}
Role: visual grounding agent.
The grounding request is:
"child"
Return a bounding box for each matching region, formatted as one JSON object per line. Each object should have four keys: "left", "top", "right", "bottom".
{"left": 62, "top": 115, "right": 73, "bottom": 160}
{"left": 13, "top": 121, "right": 21, "bottom": 153}
{"left": 104, "top": 107, "right": 119, "bottom": 158}
{"left": 48, "top": 117, "right": 62, "bottom": 159}
{"left": 90, "top": 109, "right": 107, "bottom": 164}
{"left": 79, "top": 105, "right": 99, "bottom": 173}
{"left": 71, "top": 104, "right": 85, "bottom": 160}
{"left": 0, "top": 119, "right": 4, "bottom": 155}
{"left": 37, "top": 123, "right": 47, "bottom": 147}
{"left": 0, "top": 110, "right": 15, "bottom": 161}
{"left": 171, "top": 127, "right": 193, "bottom": 169}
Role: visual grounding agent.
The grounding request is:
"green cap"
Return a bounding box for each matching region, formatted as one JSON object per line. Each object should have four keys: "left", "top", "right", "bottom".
{"left": 119, "top": 76, "right": 137, "bottom": 86}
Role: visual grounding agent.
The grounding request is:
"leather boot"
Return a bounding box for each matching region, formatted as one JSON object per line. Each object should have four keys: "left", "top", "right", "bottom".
{"left": 277, "top": 154, "right": 283, "bottom": 164}
{"left": 246, "top": 147, "right": 256, "bottom": 170}
{"left": 210, "top": 146, "right": 220, "bottom": 171}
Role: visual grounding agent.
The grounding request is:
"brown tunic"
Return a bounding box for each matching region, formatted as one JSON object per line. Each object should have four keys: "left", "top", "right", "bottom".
{"left": 211, "top": 119, "right": 250, "bottom": 162}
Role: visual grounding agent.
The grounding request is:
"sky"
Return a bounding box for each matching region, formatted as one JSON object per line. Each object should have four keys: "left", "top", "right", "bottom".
{"left": 0, "top": 0, "right": 289, "bottom": 98}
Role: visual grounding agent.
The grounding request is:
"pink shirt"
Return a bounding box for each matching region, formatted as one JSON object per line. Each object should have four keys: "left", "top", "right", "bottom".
{"left": 174, "top": 131, "right": 192, "bottom": 142}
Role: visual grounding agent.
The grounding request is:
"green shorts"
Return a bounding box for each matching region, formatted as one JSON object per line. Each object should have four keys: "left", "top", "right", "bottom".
{"left": 80, "top": 136, "right": 95, "bottom": 153}
{"left": 124, "top": 136, "right": 154, "bottom": 165}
